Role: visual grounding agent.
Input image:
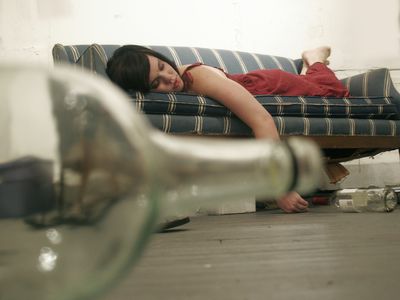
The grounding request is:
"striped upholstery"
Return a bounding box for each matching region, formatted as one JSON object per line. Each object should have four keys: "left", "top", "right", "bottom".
{"left": 52, "top": 44, "right": 93, "bottom": 63}
{"left": 131, "top": 92, "right": 398, "bottom": 120}
{"left": 144, "top": 114, "right": 399, "bottom": 137}
{"left": 53, "top": 44, "right": 302, "bottom": 74}
{"left": 52, "top": 44, "right": 400, "bottom": 140}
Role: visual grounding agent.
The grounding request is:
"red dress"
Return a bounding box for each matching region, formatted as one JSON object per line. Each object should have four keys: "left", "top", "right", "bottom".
{"left": 182, "top": 62, "right": 350, "bottom": 97}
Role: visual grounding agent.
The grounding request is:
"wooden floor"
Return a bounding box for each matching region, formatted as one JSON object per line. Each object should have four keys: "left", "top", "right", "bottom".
{"left": 104, "top": 205, "right": 400, "bottom": 300}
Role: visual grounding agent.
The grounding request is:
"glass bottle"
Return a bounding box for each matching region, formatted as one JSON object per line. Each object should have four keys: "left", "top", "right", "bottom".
{"left": 334, "top": 187, "right": 398, "bottom": 213}
{"left": 0, "top": 64, "right": 322, "bottom": 300}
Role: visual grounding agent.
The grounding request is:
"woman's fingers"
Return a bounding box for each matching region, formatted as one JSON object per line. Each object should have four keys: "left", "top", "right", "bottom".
{"left": 277, "top": 192, "right": 310, "bottom": 213}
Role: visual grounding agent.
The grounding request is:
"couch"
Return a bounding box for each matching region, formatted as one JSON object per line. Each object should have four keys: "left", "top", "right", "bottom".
{"left": 52, "top": 44, "right": 400, "bottom": 181}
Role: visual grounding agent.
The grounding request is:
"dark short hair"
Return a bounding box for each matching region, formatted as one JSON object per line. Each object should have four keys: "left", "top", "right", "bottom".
{"left": 106, "top": 45, "right": 179, "bottom": 92}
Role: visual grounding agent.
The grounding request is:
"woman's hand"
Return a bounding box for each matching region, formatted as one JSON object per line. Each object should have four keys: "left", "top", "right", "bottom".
{"left": 276, "top": 191, "right": 309, "bottom": 213}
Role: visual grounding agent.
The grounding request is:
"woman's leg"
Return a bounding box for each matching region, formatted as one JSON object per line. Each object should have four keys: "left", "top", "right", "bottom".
{"left": 304, "top": 63, "right": 349, "bottom": 96}
{"left": 300, "top": 47, "right": 349, "bottom": 97}
{"left": 300, "top": 46, "right": 331, "bottom": 75}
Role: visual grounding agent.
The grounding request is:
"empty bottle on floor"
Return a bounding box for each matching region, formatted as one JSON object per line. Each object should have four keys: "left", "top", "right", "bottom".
{"left": 334, "top": 187, "right": 398, "bottom": 213}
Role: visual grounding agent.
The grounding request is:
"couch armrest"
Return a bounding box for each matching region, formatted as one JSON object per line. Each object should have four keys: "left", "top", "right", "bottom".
{"left": 52, "top": 44, "right": 93, "bottom": 64}
{"left": 52, "top": 44, "right": 70, "bottom": 64}
{"left": 341, "top": 68, "right": 400, "bottom": 110}
{"left": 341, "top": 68, "right": 400, "bottom": 114}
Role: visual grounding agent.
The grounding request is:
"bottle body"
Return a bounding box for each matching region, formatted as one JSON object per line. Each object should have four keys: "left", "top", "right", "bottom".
{"left": 334, "top": 187, "right": 398, "bottom": 213}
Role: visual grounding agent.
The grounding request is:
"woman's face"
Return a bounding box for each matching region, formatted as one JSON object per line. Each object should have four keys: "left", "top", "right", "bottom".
{"left": 147, "top": 55, "right": 183, "bottom": 92}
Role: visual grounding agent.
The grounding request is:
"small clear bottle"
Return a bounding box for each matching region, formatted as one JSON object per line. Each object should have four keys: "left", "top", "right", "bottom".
{"left": 334, "top": 187, "right": 398, "bottom": 213}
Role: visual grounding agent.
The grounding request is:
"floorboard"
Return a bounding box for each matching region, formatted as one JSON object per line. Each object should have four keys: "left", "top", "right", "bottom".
{"left": 104, "top": 205, "right": 400, "bottom": 300}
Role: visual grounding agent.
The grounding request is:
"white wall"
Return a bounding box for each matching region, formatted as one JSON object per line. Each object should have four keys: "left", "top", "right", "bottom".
{"left": 0, "top": 0, "right": 399, "bottom": 70}
{"left": 0, "top": 0, "right": 399, "bottom": 186}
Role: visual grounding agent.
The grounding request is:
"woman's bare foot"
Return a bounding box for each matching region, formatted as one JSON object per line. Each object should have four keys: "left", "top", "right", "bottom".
{"left": 300, "top": 46, "right": 331, "bottom": 75}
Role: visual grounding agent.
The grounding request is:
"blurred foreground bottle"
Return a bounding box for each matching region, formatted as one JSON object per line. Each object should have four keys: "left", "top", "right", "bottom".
{"left": 0, "top": 64, "right": 322, "bottom": 300}
{"left": 334, "top": 187, "right": 398, "bottom": 213}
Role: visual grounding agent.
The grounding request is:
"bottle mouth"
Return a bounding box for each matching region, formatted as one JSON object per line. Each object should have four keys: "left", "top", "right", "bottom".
{"left": 384, "top": 189, "right": 398, "bottom": 212}
{"left": 284, "top": 137, "right": 323, "bottom": 196}
{"left": 282, "top": 140, "right": 298, "bottom": 192}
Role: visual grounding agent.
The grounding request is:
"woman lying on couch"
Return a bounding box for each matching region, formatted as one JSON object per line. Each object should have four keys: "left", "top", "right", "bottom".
{"left": 106, "top": 45, "right": 350, "bottom": 213}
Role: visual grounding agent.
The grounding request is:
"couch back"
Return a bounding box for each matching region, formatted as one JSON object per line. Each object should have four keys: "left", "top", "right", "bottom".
{"left": 52, "top": 44, "right": 303, "bottom": 77}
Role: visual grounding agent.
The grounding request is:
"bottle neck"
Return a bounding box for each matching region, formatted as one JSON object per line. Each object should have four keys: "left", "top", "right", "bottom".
{"left": 149, "top": 132, "right": 321, "bottom": 215}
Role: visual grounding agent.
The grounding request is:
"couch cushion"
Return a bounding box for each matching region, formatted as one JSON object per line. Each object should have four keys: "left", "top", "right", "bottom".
{"left": 53, "top": 44, "right": 302, "bottom": 75}
{"left": 76, "top": 44, "right": 109, "bottom": 77}
{"left": 130, "top": 92, "right": 399, "bottom": 120}
{"left": 147, "top": 45, "right": 300, "bottom": 74}
{"left": 144, "top": 114, "right": 400, "bottom": 137}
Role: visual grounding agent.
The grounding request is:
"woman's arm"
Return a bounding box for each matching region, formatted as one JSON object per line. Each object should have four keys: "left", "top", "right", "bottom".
{"left": 185, "top": 65, "right": 280, "bottom": 140}
{"left": 185, "top": 65, "right": 309, "bottom": 213}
